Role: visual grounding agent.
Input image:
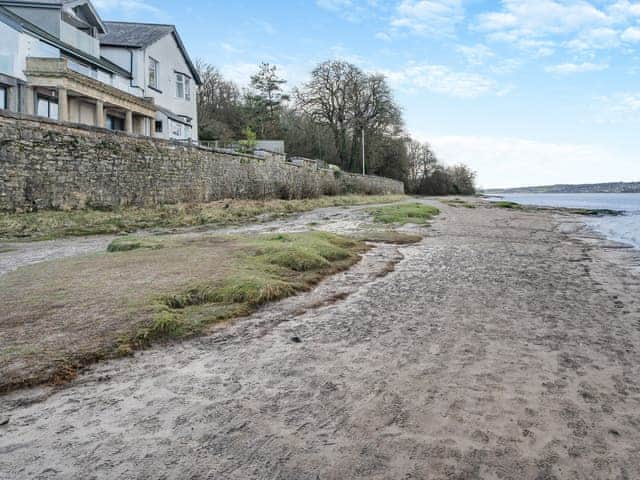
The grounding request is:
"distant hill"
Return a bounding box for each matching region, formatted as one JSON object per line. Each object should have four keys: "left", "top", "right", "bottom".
{"left": 484, "top": 182, "right": 640, "bottom": 194}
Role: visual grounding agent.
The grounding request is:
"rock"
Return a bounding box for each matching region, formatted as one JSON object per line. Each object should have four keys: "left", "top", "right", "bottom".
{"left": 0, "top": 417, "right": 9, "bottom": 426}
{"left": 291, "top": 336, "right": 302, "bottom": 343}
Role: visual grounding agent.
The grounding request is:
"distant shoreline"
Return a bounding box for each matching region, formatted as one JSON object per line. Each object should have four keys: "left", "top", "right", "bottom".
{"left": 484, "top": 181, "right": 640, "bottom": 194}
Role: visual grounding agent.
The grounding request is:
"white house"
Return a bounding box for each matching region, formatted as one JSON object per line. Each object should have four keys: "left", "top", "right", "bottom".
{"left": 0, "top": 0, "right": 200, "bottom": 141}
{"left": 100, "top": 21, "right": 201, "bottom": 141}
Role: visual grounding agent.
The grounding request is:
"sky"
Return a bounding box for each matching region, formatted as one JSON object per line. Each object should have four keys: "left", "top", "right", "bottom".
{"left": 92, "top": 0, "right": 640, "bottom": 189}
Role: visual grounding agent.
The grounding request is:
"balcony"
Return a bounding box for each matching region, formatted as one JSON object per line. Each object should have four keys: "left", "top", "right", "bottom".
{"left": 60, "top": 21, "right": 100, "bottom": 58}
{"left": 24, "top": 57, "right": 156, "bottom": 134}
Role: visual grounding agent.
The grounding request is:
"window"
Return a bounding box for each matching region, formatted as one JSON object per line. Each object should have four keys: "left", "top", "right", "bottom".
{"left": 155, "top": 120, "right": 163, "bottom": 133}
{"left": 175, "top": 72, "right": 192, "bottom": 100}
{"left": 175, "top": 73, "right": 184, "bottom": 99}
{"left": 148, "top": 57, "right": 159, "bottom": 89}
{"left": 171, "top": 120, "right": 183, "bottom": 137}
{"left": 0, "top": 86, "right": 6, "bottom": 109}
{"left": 36, "top": 95, "right": 58, "bottom": 120}
{"left": 106, "top": 115, "right": 125, "bottom": 131}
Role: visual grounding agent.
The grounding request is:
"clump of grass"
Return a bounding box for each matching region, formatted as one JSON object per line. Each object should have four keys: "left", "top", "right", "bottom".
{"left": 438, "top": 198, "right": 476, "bottom": 209}
{"left": 0, "top": 194, "right": 408, "bottom": 241}
{"left": 493, "top": 201, "right": 523, "bottom": 209}
{"left": 107, "top": 236, "right": 164, "bottom": 252}
{"left": 368, "top": 203, "right": 440, "bottom": 225}
{"left": 118, "top": 231, "right": 367, "bottom": 355}
{"left": 352, "top": 230, "right": 423, "bottom": 244}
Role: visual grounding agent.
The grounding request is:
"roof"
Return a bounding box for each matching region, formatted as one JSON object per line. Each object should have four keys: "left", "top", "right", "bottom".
{"left": 100, "top": 21, "right": 173, "bottom": 48}
{"left": 0, "top": 1, "right": 63, "bottom": 6}
{"left": 0, "top": 5, "right": 131, "bottom": 78}
{"left": 62, "top": 0, "right": 107, "bottom": 34}
{"left": 101, "top": 21, "right": 201, "bottom": 85}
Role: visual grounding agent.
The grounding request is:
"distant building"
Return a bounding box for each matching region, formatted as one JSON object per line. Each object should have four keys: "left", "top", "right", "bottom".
{"left": 254, "top": 140, "right": 285, "bottom": 154}
{"left": 0, "top": 0, "right": 200, "bottom": 141}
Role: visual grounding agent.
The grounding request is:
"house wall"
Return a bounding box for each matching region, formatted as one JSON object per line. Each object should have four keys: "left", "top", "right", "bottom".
{"left": 0, "top": 111, "right": 404, "bottom": 211}
{"left": 100, "top": 46, "right": 130, "bottom": 73}
{"left": 142, "top": 33, "right": 198, "bottom": 141}
{"left": 101, "top": 35, "right": 198, "bottom": 141}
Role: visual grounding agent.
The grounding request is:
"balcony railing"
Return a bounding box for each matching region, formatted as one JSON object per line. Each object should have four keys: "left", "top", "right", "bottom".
{"left": 60, "top": 21, "right": 100, "bottom": 58}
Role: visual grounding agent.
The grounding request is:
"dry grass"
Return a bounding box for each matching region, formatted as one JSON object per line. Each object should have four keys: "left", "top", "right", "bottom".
{"left": 0, "top": 232, "right": 367, "bottom": 393}
{"left": 0, "top": 195, "right": 407, "bottom": 241}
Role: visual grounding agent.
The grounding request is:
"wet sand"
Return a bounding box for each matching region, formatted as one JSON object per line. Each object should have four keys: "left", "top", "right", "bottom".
{"left": 1, "top": 199, "right": 640, "bottom": 479}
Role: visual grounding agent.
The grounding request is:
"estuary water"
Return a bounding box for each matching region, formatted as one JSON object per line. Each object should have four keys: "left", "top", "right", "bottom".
{"left": 491, "top": 193, "right": 640, "bottom": 249}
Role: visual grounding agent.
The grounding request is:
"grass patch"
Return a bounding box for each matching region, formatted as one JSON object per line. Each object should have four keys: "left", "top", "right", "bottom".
{"left": 0, "top": 231, "right": 366, "bottom": 393}
{"left": 492, "top": 201, "right": 523, "bottom": 210}
{"left": 368, "top": 203, "right": 440, "bottom": 225}
{"left": 107, "top": 236, "right": 164, "bottom": 252}
{"left": 438, "top": 198, "right": 476, "bottom": 209}
{"left": 0, "top": 194, "right": 407, "bottom": 241}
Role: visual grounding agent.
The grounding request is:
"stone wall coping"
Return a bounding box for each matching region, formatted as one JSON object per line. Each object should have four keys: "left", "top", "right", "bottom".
{"left": 0, "top": 109, "right": 267, "bottom": 161}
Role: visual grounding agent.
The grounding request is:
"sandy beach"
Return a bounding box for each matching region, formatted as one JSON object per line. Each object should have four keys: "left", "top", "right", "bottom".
{"left": 1, "top": 198, "right": 640, "bottom": 479}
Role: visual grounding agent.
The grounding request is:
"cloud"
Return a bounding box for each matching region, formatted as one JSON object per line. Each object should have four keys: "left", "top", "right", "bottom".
{"left": 477, "top": 0, "right": 609, "bottom": 38}
{"left": 390, "top": 0, "right": 464, "bottom": 36}
{"left": 622, "top": 26, "right": 640, "bottom": 42}
{"left": 93, "top": 0, "right": 165, "bottom": 19}
{"left": 420, "top": 134, "right": 638, "bottom": 189}
{"left": 457, "top": 44, "right": 495, "bottom": 65}
{"left": 384, "top": 63, "right": 499, "bottom": 98}
{"left": 489, "top": 58, "right": 523, "bottom": 75}
{"left": 316, "top": 0, "right": 369, "bottom": 22}
{"left": 476, "top": 0, "right": 640, "bottom": 60}
{"left": 544, "top": 62, "right": 609, "bottom": 74}
{"left": 608, "top": 0, "right": 640, "bottom": 21}
{"left": 220, "top": 42, "right": 243, "bottom": 55}
{"left": 595, "top": 91, "right": 640, "bottom": 122}
{"left": 564, "top": 26, "right": 620, "bottom": 50}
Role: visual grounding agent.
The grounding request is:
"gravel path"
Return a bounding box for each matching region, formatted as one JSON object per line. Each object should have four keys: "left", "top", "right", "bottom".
{"left": 2, "top": 201, "right": 640, "bottom": 479}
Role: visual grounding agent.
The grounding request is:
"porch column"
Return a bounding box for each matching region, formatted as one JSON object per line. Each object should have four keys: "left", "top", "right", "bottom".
{"left": 125, "top": 110, "right": 133, "bottom": 133}
{"left": 150, "top": 117, "right": 156, "bottom": 136}
{"left": 58, "top": 87, "right": 68, "bottom": 122}
{"left": 95, "top": 100, "right": 105, "bottom": 128}
{"left": 25, "top": 87, "right": 35, "bottom": 115}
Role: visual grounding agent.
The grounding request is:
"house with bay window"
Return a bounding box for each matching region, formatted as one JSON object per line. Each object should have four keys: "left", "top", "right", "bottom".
{"left": 0, "top": 0, "right": 200, "bottom": 141}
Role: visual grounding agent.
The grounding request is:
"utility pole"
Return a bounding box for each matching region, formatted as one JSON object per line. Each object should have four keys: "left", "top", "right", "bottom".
{"left": 362, "top": 128, "right": 365, "bottom": 176}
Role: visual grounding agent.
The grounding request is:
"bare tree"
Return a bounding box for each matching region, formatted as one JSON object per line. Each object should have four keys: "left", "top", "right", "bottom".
{"left": 196, "top": 60, "right": 245, "bottom": 141}
{"left": 296, "top": 60, "right": 354, "bottom": 169}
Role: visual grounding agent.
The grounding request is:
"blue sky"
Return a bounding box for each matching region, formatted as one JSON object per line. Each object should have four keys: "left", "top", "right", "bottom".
{"left": 94, "top": 0, "right": 640, "bottom": 188}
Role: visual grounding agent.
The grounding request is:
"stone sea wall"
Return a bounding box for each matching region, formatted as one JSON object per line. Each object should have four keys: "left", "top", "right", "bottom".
{"left": 0, "top": 111, "right": 404, "bottom": 212}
